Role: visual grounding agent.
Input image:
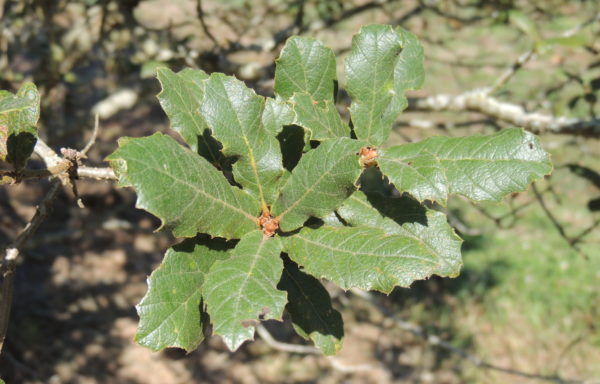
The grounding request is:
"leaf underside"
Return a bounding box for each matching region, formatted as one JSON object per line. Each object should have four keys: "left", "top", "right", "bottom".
{"left": 203, "top": 231, "right": 287, "bottom": 351}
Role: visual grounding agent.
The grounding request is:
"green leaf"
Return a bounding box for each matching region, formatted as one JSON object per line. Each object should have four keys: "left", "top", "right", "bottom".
{"left": 201, "top": 73, "right": 285, "bottom": 208}
{"left": 0, "top": 82, "right": 40, "bottom": 170}
{"left": 345, "top": 25, "right": 424, "bottom": 146}
{"left": 321, "top": 211, "right": 346, "bottom": 227}
{"left": 392, "top": 28, "right": 425, "bottom": 114}
{"left": 106, "top": 133, "right": 260, "bottom": 239}
{"left": 136, "top": 236, "right": 231, "bottom": 352}
{"left": 262, "top": 97, "right": 294, "bottom": 135}
{"left": 286, "top": 225, "right": 441, "bottom": 293}
{"left": 290, "top": 92, "right": 350, "bottom": 140}
{"left": 274, "top": 36, "right": 337, "bottom": 102}
{"left": 278, "top": 258, "right": 344, "bottom": 355}
{"left": 203, "top": 231, "right": 286, "bottom": 351}
{"left": 377, "top": 152, "right": 448, "bottom": 203}
{"left": 156, "top": 67, "right": 224, "bottom": 165}
{"left": 337, "top": 191, "right": 462, "bottom": 278}
{"left": 378, "top": 128, "right": 552, "bottom": 204}
{"left": 272, "top": 138, "right": 364, "bottom": 232}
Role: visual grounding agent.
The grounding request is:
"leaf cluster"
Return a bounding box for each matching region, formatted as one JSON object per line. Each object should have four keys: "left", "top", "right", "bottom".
{"left": 107, "top": 25, "right": 552, "bottom": 354}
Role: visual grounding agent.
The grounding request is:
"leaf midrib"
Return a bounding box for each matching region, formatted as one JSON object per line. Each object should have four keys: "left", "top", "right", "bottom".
{"left": 345, "top": 194, "right": 446, "bottom": 261}
{"left": 275, "top": 152, "right": 354, "bottom": 221}
{"left": 128, "top": 140, "right": 257, "bottom": 224}
{"left": 294, "top": 231, "right": 438, "bottom": 265}
{"left": 209, "top": 81, "right": 270, "bottom": 211}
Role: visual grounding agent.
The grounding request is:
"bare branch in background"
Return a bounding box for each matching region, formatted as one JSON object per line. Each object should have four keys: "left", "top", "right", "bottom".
{"left": 487, "top": 49, "right": 536, "bottom": 95}
{"left": 409, "top": 90, "right": 600, "bottom": 137}
{"left": 350, "top": 289, "right": 596, "bottom": 384}
{"left": 0, "top": 180, "right": 62, "bottom": 354}
{"left": 81, "top": 114, "right": 100, "bottom": 156}
{"left": 196, "top": 0, "right": 220, "bottom": 49}
{"left": 255, "top": 323, "right": 380, "bottom": 374}
{"left": 487, "top": 12, "right": 600, "bottom": 95}
{"left": 531, "top": 183, "right": 587, "bottom": 256}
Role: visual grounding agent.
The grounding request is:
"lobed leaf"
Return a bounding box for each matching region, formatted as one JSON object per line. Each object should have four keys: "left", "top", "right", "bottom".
{"left": 136, "top": 236, "right": 231, "bottom": 352}
{"left": 345, "top": 25, "right": 424, "bottom": 146}
{"left": 392, "top": 29, "right": 425, "bottom": 114}
{"left": 106, "top": 133, "right": 260, "bottom": 239}
{"left": 286, "top": 225, "right": 441, "bottom": 293}
{"left": 376, "top": 152, "right": 448, "bottom": 203}
{"left": 201, "top": 73, "right": 285, "bottom": 208}
{"left": 262, "top": 97, "right": 294, "bottom": 136}
{"left": 272, "top": 138, "right": 364, "bottom": 232}
{"left": 203, "top": 231, "right": 286, "bottom": 351}
{"left": 0, "top": 83, "right": 40, "bottom": 170}
{"left": 278, "top": 258, "right": 344, "bottom": 355}
{"left": 337, "top": 191, "right": 462, "bottom": 278}
{"left": 274, "top": 36, "right": 337, "bottom": 102}
{"left": 156, "top": 67, "right": 224, "bottom": 165}
{"left": 289, "top": 92, "right": 350, "bottom": 140}
{"left": 378, "top": 128, "right": 553, "bottom": 204}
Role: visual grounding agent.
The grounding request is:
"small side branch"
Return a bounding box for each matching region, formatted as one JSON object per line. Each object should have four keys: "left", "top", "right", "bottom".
{"left": 35, "top": 139, "right": 116, "bottom": 181}
{"left": 0, "top": 180, "right": 62, "bottom": 353}
{"left": 487, "top": 49, "right": 535, "bottom": 95}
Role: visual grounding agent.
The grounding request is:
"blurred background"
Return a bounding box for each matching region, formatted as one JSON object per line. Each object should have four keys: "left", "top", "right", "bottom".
{"left": 0, "top": 0, "right": 599, "bottom": 382}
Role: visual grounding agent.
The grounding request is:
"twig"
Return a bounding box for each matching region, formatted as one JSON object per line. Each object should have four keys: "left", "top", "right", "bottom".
{"left": 531, "top": 183, "right": 581, "bottom": 253}
{"left": 255, "top": 324, "right": 320, "bottom": 354}
{"left": 81, "top": 114, "right": 99, "bottom": 156}
{"left": 487, "top": 49, "right": 535, "bottom": 95}
{"left": 77, "top": 166, "right": 116, "bottom": 180}
{"left": 350, "top": 289, "right": 594, "bottom": 384}
{"left": 304, "top": 0, "right": 386, "bottom": 33}
{"left": 326, "top": 357, "right": 379, "bottom": 373}
{"left": 487, "top": 12, "right": 599, "bottom": 95}
{"left": 409, "top": 89, "right": 600, "bottom": 137}
{"left": 34, "top": 139, "right": 62, "bottom": 168}
{"left": 0, "top": 180, "right": 62, "bottom": 354}
{"left": 0, "top": 133, "right": 114, "bottom": 354}
{"left": 34, "top": 139, "right": 116, "bottom": 181}
{"left": 255, "top": 323, "right": 381, "bottom": 374}
{"left": 569, "top": 218, "right": 600, "bottom": 245}
{"left": 196, "top": 0, "right": 220, "bottom": 49}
